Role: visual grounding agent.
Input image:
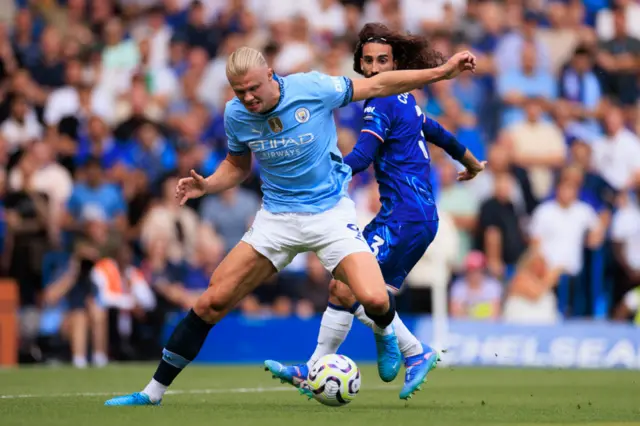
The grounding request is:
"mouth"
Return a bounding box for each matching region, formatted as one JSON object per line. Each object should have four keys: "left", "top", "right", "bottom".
{"left": 246, "top": 101, "right": 261, "bottom": 111}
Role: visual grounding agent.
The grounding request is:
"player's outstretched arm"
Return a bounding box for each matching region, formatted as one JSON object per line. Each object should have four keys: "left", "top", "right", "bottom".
{"left": 175, "top": 152, "right": 252, "bottom": 205}
{"left": 351, "top": 51, "right": 476, "bottom": 102}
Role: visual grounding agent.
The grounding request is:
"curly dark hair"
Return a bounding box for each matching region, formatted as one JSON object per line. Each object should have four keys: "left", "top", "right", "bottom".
{"left": 353, "top": 23, "right": 446, "bottom": 75}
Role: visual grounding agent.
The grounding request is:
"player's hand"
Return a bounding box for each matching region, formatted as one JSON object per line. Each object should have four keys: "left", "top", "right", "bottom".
{"left": 175, "top": 169, "right": 208, "bottom": 205}
{"left": 442, "top": 51, "right": 477, "bottom": 80}
{"left": 457, "top": 161, "right": 487, "bottom": 181}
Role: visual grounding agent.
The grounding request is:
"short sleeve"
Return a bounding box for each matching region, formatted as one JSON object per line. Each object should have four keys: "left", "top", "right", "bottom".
{"left": 224, "top": 105, "right": 248, "bottom": 156}
{"left": 361, "top": 98, "right": 393, "bottom": 142}
{"left": 306, "top": 71, "right": 353, "bottom": 111}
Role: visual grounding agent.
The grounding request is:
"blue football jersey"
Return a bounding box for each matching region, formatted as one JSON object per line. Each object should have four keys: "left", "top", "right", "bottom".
{"left": 362, "top": 92, "right": 438, "bottom": 222}
{"left": 224, "top": 72, "right": 354, "bottom": 214}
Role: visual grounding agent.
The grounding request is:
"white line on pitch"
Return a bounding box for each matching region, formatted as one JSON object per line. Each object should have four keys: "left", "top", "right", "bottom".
{"left": 0, "top": 385, "right": 392, "bottom": 400}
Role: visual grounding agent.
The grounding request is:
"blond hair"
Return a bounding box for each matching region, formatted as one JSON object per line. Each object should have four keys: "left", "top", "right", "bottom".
{"left": 226, "top": 47, "right": 267, "bottom": 78}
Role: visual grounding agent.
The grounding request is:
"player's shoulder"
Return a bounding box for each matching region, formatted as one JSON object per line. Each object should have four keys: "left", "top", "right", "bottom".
{"left": 364, "top": 94, "right": 397, "bottom": 115}
{"left": 284, "top": 71, "right": 347, "bottom": 92}
{"left": 223, "top": 97, "right": 253, "bottom": 126}
{"left": 287, "top": 70, "right": 333, "bottom": 84}
{"left": 224, "top": 97, "right": 244, "bottom": 117}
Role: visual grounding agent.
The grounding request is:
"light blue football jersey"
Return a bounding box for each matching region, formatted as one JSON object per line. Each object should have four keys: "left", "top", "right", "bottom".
{"left": 224, "top": 71, "right": 354, "bottom": 214}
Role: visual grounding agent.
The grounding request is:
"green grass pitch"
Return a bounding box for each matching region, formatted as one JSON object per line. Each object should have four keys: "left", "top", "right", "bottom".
{"left": 1, "top": 364, "right": 639, "bottom": 426}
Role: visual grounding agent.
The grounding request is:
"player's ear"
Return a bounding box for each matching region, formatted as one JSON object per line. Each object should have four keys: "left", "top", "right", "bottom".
{"left": 393, "top": 60, "right": 398, "bottom": 71}
{"left": 267, "top": 68, "right": 274, "bottom": 81}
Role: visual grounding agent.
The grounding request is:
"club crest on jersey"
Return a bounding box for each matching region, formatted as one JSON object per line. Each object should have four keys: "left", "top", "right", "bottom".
{"left": 267, "top": 117, "right": 284, "bottom": 133}
{"left": 295, "top": 107, "right": 310, "bottom": 123}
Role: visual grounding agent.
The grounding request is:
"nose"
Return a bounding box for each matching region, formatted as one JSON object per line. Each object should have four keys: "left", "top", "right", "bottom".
{"left": 243, "top": 92, "right": 255, "bottom": 103}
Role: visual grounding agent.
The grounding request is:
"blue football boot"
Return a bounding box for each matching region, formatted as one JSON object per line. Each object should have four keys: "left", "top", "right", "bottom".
{"left": 264, "top": 360, "right": 313, "bottom": 398}
{"left": 104, "top": 392, "right": 160, "bottom": 406}
{"left": 375, "top": 329, "right": 402, "bottom": 382}
{"left": 399, "top": 344, "right": 441, "bottom": 400}
{"left": 264, "top": 360, "right": 309, "bottom": 387}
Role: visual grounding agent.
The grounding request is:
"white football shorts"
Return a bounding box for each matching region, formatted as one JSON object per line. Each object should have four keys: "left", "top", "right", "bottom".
{"left": 241, "top": 197, "right": 372, "bottom": 273}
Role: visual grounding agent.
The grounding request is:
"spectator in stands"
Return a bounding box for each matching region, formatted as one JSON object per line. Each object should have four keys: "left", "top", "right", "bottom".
{"left": 590, "top": 105, "right": 640, "bottom": 192}
{"left": 28, "top": 26, "right": 65, "bottom": 92}
{"left": 101, "top": 17, "right": 140, "bottom": 81}
{"left": 611, "top": 188, "right": 640, "bottom": 307}
{"left": 179, "top": 0, "right": 222, "bottom": 58}
{"left": 8, "top": 141, "right": 72, "bottom": 245}
{"left": 567, "top": 139, "right": 617, "bottom": 216}
{"left": 43, "top": 58, "right": 113, "bottom": 129}
{"left": 596, "top": 0, "right": 640, "bottom": 41}
{"left": 132, "top": 5, "right": 173, "bottom": 70}
{"left": 503, "top": 249, "right": 563, "bottom": 324}
{"left": 4, "top": 149, "right": 51, "bottom": 307}
{"left": 494, "top": 10, "right": 551, "bottom": 74}
{"left": 125, "top": 121, "right": 177, "bottom": 191}
{"left": 503, "top": 96, "right": 567, "bottom": 200}
{"left": 475, "top": 172, "right": 527, "bottom": 279}
{"left": 557, "top": 46, "right": 603, "bottom": 129}
{"left": 3, "top": 148, "right": 52, "bottom": 360}
{"left": 92, "top": 241, "right": 156, "bottom": 362}
{"left": 43, "top": 214, "right": 110, "bottom": 368}
{"left": 597, "top": 6, "right": 640, "bottom": 115}
{"left": 528, "top": 175, "right": 604, "bottom": 314}
{"left": 0, "top": 93, "right": 42, "bottom": 155}
{"left": 199, "top": 186, "right": 260, "bottom": 254}
{"left": 10, "top": 8, "right": 38, "bottom": 70}
{"left": 140, "top": 174, "right": 201, "bottom": 265}
{"left": 450, "top": 251, "right": 502, "bottom": 320}
{"left": 64, "top": 157, "right": 127, "bottom": 234}
{"left": 497, "top": 41, "right": 556, "bottom": 128}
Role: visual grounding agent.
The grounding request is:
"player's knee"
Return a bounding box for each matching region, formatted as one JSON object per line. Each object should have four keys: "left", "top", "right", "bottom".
{"left": 359, "top": 291, "right": 390, "bottom": 315}
{"left": 194, "top": 284, "right": 233, "bottom": 322}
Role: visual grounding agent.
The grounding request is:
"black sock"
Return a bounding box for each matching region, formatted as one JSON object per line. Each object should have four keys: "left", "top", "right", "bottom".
{"left": 364, "top": 291, "right": 396, "bottom": 329}
{"left": 152, "top": 309, "right": 213, "bottom": 386}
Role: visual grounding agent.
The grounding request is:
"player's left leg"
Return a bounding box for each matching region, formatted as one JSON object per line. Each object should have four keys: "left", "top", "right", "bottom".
{"left": 105, "top": 242, "right": 277, "bottom": 406}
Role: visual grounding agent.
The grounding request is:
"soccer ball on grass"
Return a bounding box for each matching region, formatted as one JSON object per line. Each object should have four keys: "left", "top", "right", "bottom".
{"left": 301, "top": 354, "right": 361, "bottom": 407}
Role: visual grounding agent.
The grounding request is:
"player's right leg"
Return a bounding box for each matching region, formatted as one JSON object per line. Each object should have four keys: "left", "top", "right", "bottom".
{"left": 104, "top": 242, "right": 277, "bottom": 406}
{"left": 330, "top": 248, "right": 402, "bottom": 382}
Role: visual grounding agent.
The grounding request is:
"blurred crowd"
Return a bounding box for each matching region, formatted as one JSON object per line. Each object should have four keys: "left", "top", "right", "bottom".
{"left": 0, "top": 0, "right": 639, "bottom": 366}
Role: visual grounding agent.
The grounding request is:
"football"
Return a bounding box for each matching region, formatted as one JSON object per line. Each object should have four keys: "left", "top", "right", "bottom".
{"left": 302, "top": 354, "right": 361, "bottom": 407}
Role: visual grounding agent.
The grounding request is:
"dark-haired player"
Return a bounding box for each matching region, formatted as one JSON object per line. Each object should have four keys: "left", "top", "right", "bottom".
{"left": 265, "top": 23, "right": 485, "bottom": 400}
